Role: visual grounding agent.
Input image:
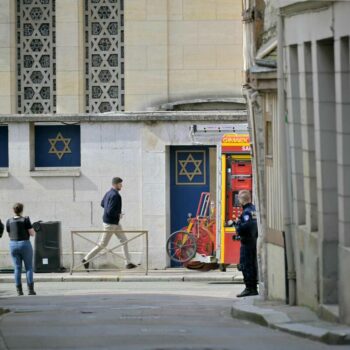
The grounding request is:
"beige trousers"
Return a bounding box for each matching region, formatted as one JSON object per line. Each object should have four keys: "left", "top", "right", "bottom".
{"left": 84, "top": 223, "right": 131, "bottom": 265}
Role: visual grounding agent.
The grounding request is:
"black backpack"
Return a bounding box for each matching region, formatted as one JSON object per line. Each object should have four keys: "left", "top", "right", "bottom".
{"left": 0, "top": 220, "right": 4, "bottom": 238}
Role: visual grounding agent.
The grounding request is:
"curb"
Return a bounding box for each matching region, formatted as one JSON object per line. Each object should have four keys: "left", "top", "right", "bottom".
{"left": 231, "top": 298, "right": 350, "bottom": 345}
{"left": 0, "top": 275, "right": 244, "bottom": 283}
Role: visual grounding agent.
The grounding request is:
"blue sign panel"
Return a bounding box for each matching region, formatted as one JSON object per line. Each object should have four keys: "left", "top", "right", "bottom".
{"left": 0, "top": 126, "right": 9, "bottom": 168}
{"left": 170, "top": 146, "right": 210, "bottom": 266}
{"left": 35, "top": 125, "right": 81, "bottom": 167}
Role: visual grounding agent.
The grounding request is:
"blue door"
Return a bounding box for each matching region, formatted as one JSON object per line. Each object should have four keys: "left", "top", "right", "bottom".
{"left": 170, "top": 146, "right": 210, "bottom": 267}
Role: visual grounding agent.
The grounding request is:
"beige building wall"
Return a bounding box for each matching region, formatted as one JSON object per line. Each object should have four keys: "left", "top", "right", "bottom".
{"left": 56, "top": 0, "right": 85, "bottom": 114}
{"left": 0, "top": 0, "right": 243, "bottom": 113}
{"left": 0, "top": 0, "right": 15, "bottom": 114}
{"left": 124, "top": 0, "right": 243, "bottom": 111}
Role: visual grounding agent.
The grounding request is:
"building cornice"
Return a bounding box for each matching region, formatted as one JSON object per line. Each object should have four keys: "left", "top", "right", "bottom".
{"left": 279, "top": 0, "right": 333, "bottom": 16}
{"left": 0, "top": 111, "right": 248, "bottom": 123}
{"left": 157, "top": 97, "right": 246, "bottom": 111}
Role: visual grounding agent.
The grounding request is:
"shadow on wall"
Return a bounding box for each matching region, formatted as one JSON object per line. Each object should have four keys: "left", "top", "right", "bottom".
{"left": 2, "top": 175, "right": 24, "bottom": 191}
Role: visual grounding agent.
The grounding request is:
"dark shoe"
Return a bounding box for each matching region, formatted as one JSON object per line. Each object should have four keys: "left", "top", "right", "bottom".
{"left": 28, "top": 283, "right": 36, "bottom": 296}
{"left": 82, "top": 259, "right": 89, "bottom": 270}
{"left": 236, "top": 288, "right": 258, "bottom": 298}
{"left": 126, "top": 263, "right": 137, "bottom": 269}
{"left": 16, "top": 285, "right": 23, "bottom": 296}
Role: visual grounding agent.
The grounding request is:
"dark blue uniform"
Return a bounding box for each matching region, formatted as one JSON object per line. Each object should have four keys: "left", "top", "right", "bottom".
{"left": 235, "top": 203, "right": 258, "bottom": 291}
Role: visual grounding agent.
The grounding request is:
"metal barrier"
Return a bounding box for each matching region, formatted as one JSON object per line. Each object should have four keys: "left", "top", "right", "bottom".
{"left": 70, "top": 230, "right": 148, "bottom": 275}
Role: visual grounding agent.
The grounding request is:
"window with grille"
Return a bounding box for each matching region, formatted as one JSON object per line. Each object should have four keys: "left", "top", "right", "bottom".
{"left": 85, "top": 0, "right": 125, "bottom": 113}
{"left": 16, "top": 0, "right": 56, "bottom": 114}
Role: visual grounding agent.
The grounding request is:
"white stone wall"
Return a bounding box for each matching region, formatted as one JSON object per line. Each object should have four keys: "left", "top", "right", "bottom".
{"left": 0, "top": 120, "right": 237, "bottom": 270}
{"left": 280, "top": 0, "right": 350, "bottom": 325}
{"left": 266, "top": 243, "right": 285, "bottom": 301}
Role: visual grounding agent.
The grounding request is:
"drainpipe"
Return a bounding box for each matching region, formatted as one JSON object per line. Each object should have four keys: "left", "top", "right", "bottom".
{"left": 242, "top": 0, "right": 268, "bottom": 299}
{"left": 244, "top": 87, "right": 268, "bottom": 300}
{"left": 277, "top": 11, "right": 297, "bottom": 306}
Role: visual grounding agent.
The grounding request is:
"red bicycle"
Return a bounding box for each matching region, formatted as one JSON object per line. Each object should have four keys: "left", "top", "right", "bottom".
{"left": 166, "top": 192, "right": 216, "bottom": 266}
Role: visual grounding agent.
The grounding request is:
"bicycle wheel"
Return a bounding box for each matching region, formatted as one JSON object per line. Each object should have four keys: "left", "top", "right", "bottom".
{"left": 166, "top": 230, "right": 197, "bottom": 263}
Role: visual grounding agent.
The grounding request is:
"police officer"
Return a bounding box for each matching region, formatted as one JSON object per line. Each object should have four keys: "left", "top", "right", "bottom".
{"left": 234, "top": 190, "right": 258, "bottom": 297}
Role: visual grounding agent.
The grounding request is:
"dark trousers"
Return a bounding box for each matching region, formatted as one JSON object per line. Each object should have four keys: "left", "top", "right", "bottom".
{"left": 240, "top": 243, "right": 258, "bottom": 290}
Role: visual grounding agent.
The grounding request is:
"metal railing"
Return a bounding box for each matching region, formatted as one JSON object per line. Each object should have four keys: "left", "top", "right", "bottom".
{"left": 70, "top": 230, "right": 148, "bottom": 275}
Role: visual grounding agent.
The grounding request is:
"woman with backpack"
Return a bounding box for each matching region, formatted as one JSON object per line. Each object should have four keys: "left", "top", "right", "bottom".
{"left": 6, "top": 203, "right": 36, "bottom": 296}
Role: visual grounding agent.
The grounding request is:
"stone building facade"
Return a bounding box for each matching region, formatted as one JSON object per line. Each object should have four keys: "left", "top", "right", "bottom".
{"left": 0, "top": 1, "right": 246, "bottom": 270}
{"left": 243, "top": 0, "right": 286, "bottom": 302}
{"left": 279, "top": 0, "right": 350, "bottom": 325}
{"left": 245, "top": 0, "right": 350, "bottom": 326}
{"left": 0, "top": 0, "right": 243, "bottom": 113}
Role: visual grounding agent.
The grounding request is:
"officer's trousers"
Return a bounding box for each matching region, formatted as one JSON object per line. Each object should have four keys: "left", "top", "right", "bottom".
{"left": 240, "top": 243, "right": 258, "bottom": 290}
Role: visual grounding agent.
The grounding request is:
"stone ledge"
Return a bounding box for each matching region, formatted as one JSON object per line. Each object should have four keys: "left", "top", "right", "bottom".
{"left": 0, "top": 111, "right": 248, "bottom": 123}
{"left": 0, "top": 169, "right": 9, "bottom": 178}
{"left": 30, "top": 168, "right": 81, "bottom": 177}
{"left": 231, "top": 297, "right": 350, "bottom": 345}
{"left": 279, "top": 0, "right": 332, "bottom": 16}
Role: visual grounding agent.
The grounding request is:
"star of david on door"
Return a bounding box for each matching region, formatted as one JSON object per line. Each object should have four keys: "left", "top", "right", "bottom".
{"left": 176, "top": 150, "right": 206, "bottom": 185}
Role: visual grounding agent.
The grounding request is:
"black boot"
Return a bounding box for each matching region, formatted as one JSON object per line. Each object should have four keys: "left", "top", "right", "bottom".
{"left": 28, "top": 283, "right": 36, "bottom": 296}
{"left": 236, "top": 287, "right": 258, "bottom": 298}
{"left": 16, "top": 285, "right": 24, "bottom": 296}
{"left": 82, "top": 259, "right": 89, "bottom": 270}
{"left": 126, "top": 263, "right": 137, "bottom": 269}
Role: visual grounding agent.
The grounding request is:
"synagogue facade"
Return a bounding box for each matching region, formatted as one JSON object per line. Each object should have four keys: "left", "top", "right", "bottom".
{"left": 0, "top": 0, "right": 246, "bottom": 269}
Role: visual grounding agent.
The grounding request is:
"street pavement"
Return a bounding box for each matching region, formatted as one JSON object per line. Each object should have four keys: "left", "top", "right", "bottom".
{"left": 0, "top": 281, "right": 347, "bottom": 350}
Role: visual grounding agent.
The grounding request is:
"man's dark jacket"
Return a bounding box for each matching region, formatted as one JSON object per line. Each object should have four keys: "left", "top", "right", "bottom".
{"left": 235, "top": 203, "right": 258, "bottom": 245}
{"left": 101, "top": 188, "right": 122, "bottom": 225}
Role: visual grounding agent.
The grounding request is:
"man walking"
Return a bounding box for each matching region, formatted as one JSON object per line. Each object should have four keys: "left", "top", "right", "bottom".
{"left": 234, "top": 190, "right": 258, "bottom": 297}
{"left": 82, "top": 177, "right": 137, "bottom": 270}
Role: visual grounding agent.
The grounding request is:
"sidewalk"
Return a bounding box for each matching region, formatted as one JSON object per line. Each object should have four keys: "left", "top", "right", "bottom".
{"left": 0, "top": 267, "right": 244, "bottom": 283}
{"left": 231, "top": 296, "right": 350, "bottom": 345}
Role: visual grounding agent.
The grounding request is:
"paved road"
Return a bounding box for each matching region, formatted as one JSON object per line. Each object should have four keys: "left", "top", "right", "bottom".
{"left": 0, "top": 282, "right": 346, "bottom": 349}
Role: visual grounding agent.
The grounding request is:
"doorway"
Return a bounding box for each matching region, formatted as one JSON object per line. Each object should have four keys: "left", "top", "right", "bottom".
{"left": 169, "top": 146, "right": 216, "bottom": 267}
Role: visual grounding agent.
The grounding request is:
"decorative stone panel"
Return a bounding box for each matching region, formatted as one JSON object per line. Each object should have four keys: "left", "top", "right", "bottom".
{"left": 85, "top": 0, "right": 125, "bottom": 113}
{"left": 17, "top": 0, "right": 56, "bottom": 114}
